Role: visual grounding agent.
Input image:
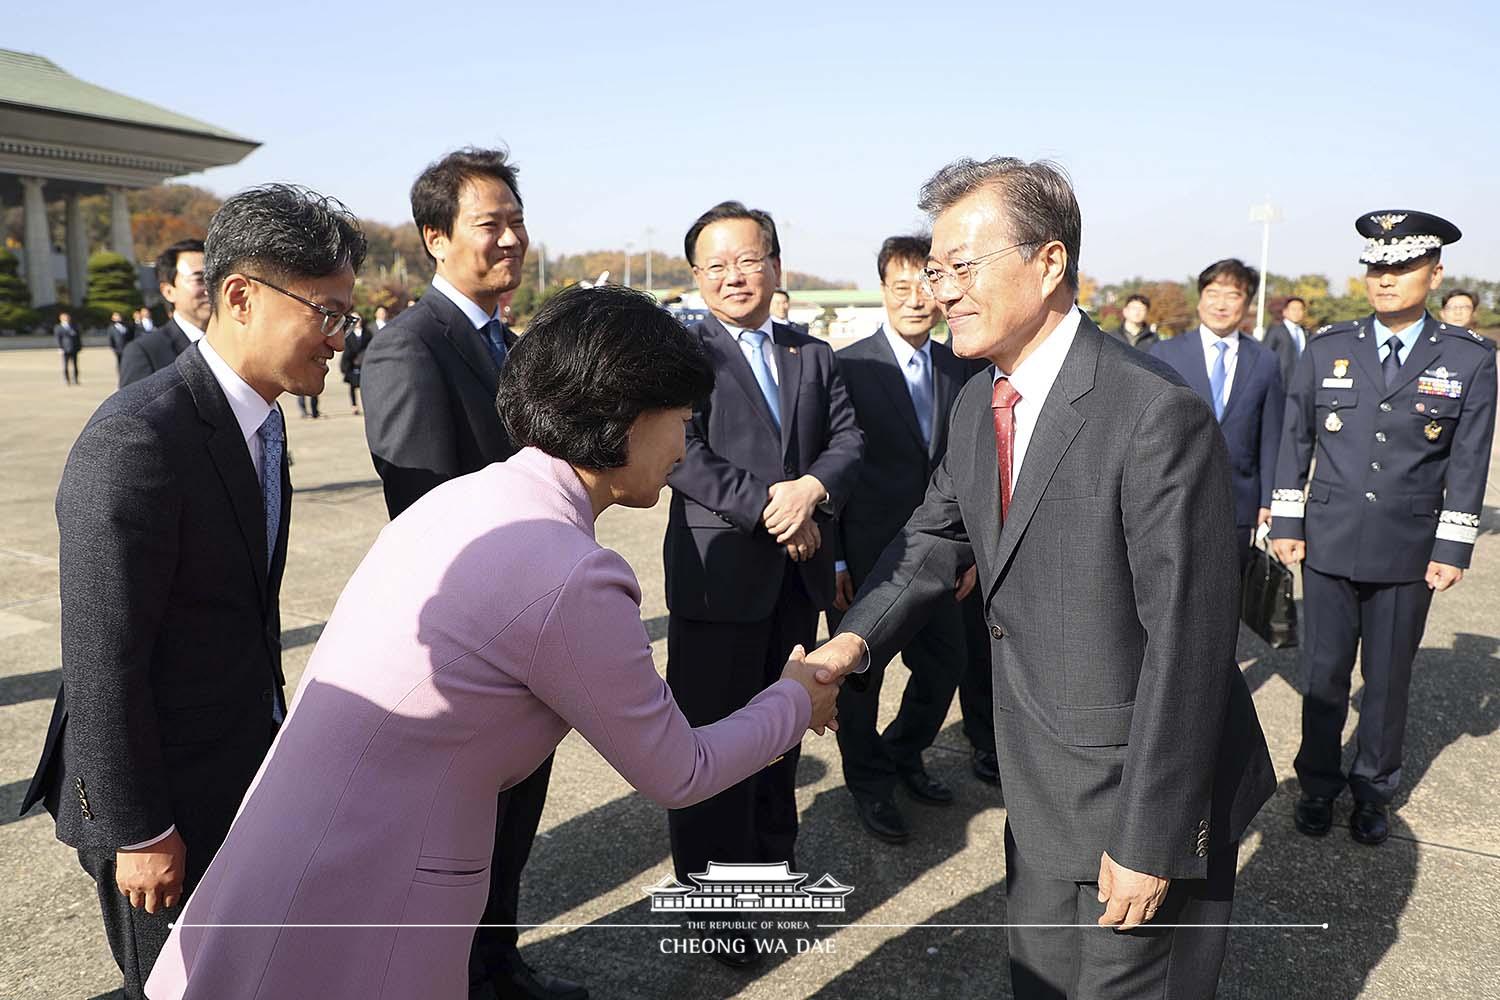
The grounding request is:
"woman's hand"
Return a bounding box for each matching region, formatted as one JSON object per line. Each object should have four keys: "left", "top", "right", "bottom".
{"left": 780, "top": 644, "right": 840, "bottom": 735}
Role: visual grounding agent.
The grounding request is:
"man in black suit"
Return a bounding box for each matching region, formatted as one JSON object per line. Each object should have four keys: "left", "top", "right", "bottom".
{"left": 118, "top": 239, "right": 210, "bottom": 387}
{"left": 810, "top": 158, "right": 1274, "bottom": 998}
{"left": 21, "top": 184, "right": 365, "bottom": 999}
{"left": 54, "top": 310, "right": 82, "bottom": 384}
{"left": 1149, "top": 259, "right": 1284, "bottom": 572}
{"left": 770, "top": 287, "right": 808, "bottom": 333}
{"left": 830, "top": 234, "right": 993, "bottom": 844}
{"left": 1107, "top": 292, "right": 1157, "bottom": 350}
{"left": 106, "top": 312, "right": 135, "bottom": 370}
{"left": 360, "top": 148, "right": 583, "bottom": 1000}
{"left": 1263, "top": 294, "right": 1309, "bottom": 388}
{"left": 664, "top": 201, "right": 862, "bottom": 960}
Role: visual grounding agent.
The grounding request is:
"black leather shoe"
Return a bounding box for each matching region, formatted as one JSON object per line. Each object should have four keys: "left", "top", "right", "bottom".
{"left": 854, "top": 794, "right": 911, "bottom": 844}
{"left": 491, "top": 964, "right": 589, "bottom": 1000}
{"left": 1293, "top": 794, "right": 1334, "bottom": 837}
{"left": 899, "top": 766, "right": 955, "bottom": 805}
{"left": 696, "top": 928, "right": 763, "bottom": 969}
{"left": 971, "top": 748, "right": 1001, "bottom": 786}
{"left": 1349, "top": 801, "right": 1389, "bottom": 846}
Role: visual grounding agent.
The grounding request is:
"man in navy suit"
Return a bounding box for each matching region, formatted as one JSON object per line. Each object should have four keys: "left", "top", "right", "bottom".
{"left": 830, "top": 235, "right": 995, "bottom": 844}
{"left": 1263, "top": 295, "right": 1310, "bottom": 389}
{"left": 1150, "top": 259, "right": 1283, "bottom": 570}
{"left": 663, "top": 201, "right": 863, "bottom": 963}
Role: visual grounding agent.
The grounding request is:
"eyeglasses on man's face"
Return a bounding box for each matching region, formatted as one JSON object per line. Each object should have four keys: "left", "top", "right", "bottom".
{"left": 883, "top": 280, "right": 934, "bottom": 302}
{"left": 920, "top": 241, "right": 1037, "bottom": 297}
{"left": 245, "top": 275, "right": 360, "bottom": 337}
{"left": 694, "top": 254, "right": 769, "bottom": 283}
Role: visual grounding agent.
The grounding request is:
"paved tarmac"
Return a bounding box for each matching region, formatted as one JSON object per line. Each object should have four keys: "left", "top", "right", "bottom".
{"left": 1, "top": 344, "right": 1496, "bottom": 999}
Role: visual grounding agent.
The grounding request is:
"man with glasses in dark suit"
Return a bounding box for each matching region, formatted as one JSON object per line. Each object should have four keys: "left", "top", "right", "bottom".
{"left": 360, "top": 148, "right": 584, "bottom": 1000}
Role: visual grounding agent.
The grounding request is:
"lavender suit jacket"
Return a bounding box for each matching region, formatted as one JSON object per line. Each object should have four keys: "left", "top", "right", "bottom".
{"left": 147, "top": 447, "right": 810, "bottom": 999}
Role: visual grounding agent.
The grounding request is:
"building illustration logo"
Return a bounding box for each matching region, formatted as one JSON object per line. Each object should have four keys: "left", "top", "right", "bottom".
{"left": 644, "top": 862, "right": 853, "bottom": 913}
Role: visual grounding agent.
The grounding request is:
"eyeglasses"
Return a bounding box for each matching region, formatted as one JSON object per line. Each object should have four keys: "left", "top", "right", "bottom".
{"left": 883, "top": 281, "right": 933, "bottom": 302}
{"left": 693, "top": 255, "right": 769, "bottom": 283}
{"left": 244, "top": 275, "right": 360, "bottom": 337}
{"left": 921, "top": 241, "right": 1036, "bottom": 297}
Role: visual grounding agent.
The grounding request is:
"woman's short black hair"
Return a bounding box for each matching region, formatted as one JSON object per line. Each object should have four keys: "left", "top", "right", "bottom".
{"left": 499, "top": 285, "right": 714, "bottom": 469}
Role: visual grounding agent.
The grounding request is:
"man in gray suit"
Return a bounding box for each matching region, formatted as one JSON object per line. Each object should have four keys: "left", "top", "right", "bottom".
{"left": 21, "top": 185, "right": 365, "bottom": 999}
{"left": 810, "top": 157, "right": 1275, "bottom": 998}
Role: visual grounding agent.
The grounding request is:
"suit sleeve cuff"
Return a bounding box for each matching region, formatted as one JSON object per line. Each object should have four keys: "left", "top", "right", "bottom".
{"left": 119, "top": 824, "right": 175, "bottom": 852}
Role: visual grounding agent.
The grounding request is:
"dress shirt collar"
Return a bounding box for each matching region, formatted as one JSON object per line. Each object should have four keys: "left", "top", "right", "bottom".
{"left": 724, "top": 314, "right": 776, "bottom": 343}
{"left": 174, "top": 313, "right": 206, "bottom": 343}
{"left": 197, "top": 338, "right": 274, "bottom": 448}
{"left": 431, "top": 273, "right": 501, "bottom": 331}
{"left": 992, "top": 305, "right": 1082, "bottom": 403}
{"left": 881, "top": 318, "right": 932, "bottom": 368}
{"left": 1199, "top": 325, "right": 1240, "bottom": 355}
{"left": 1372, "top": 314, "right": 1425, "bottom": 359}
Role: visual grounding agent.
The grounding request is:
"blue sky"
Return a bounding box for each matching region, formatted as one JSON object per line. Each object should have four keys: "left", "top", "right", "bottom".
{"left": 14, "top": 0, "right": 1499, "bottom": 287}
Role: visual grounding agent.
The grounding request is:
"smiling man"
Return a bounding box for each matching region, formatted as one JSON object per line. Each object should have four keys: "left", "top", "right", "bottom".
{"left": 119, "top": 238, "right": 212, "bottom": 388}
{"left": 360, "top": 148, "right": 584, "bottom": 1000}
{"left": 1271, "top": 211, "right": 1496, "bottom": 847}
{"left": 807, "top": 157, "right": 1274, "bottom": 999}
{"left": 21, "top": 184, "right": 364, "bottom": 1000}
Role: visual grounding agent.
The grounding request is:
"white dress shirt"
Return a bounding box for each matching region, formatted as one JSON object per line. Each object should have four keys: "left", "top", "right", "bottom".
{"left": 723, "top": 315, "right": 780, "bottom": 384}
{"left": 1285, "top": 320, "right": 1305, "bottom": 353}
{"left": 119, "top": 339, "right": 275, "bottom": 853}
{"left": 992, "top": 306, "right": 1082, "bottom": 492}
{"left": 1198, "top": 325, "right": 1241, "bottom": 412}
{"left": 431, "top": 273, "right": 501, "bottom": 331}
{"left": 175, "top": 313, "right": 206, "bottom": 344}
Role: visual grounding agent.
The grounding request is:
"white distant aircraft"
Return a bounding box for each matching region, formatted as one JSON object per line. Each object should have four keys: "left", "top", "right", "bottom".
{"left": 578, "top": 270, "right": 611, "bottom": 289}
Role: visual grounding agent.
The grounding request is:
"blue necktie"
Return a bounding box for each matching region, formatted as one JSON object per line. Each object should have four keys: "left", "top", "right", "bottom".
{"left": 1209, "top": 340, "right": 1229, "bottom": 420}
{"left": 257, "top": 408, "right": 284, "bottom": 570}
{"left": 1382, "top": 335, "right": 1403, "bottom": 388}
{"left": 908, "top": 350, "right": 934, "bottom": 447}
{"left": 742, "top": 330, "right": 781, "bottom": 429}
{"left": 480, "top": 319, "right": 508, "bottom": 369}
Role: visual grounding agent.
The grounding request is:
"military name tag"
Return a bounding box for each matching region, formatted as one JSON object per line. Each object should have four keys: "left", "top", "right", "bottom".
{"left": 1325, "top": 412, "right": 1343, "bottom": 433}
{"left": 1425, "top": 420, "right": 1442, "bottom": 441}
{"left": 1322, "top": 377, "right": 1354, "bottom": 388}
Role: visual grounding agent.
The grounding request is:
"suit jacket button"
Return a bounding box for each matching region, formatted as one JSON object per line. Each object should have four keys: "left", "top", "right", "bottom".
{"left": 1196, "top": 845, "right": 1208, "bottom": 858}
{"left": 989, "top": 624, "right": 1005, "bottom": 640}
{"left": 1379, "top": 402, "right": 1392, "bottom": 412}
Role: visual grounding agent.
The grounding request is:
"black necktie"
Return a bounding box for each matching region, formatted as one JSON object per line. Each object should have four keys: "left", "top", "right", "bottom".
{"left": 1382, "top": 335, "right": 1403, "bottom": 388}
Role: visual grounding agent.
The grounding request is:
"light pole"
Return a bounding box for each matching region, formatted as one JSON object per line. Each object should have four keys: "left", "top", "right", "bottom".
{"left": 623, "top": 240, "right": 634, "bottom": 287}
{"left": 1248, "top": 198, "right": 1281, "bottom": 339}
{"left": 537, "top": 242, "right": 545, "bottom": 292}
{"left": 644, "top": 227, "right": 654, "bottom": 294}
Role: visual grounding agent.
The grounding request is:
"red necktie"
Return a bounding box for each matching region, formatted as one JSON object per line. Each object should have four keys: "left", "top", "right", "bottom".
{"left": 992, "top": 377, "right": 1022, "bottom": 521}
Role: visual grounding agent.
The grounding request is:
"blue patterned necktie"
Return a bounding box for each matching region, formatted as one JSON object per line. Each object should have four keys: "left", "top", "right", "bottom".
{"left": 480, "top": 319, "right": 508, "bottom": 369}
{"left": 741, "top": 330, "right": 781, "bottom": 429}
{"left": 1209, "top": 340, "right": 1229, "bottom": 420}
{"left": 257, "top": 408, "right": 283, "bottom": 571}
{"left": 1382, "top": 335, "right": 1403, "bottom": 388}
{"left": 908, "top": 350, "right": 934, "bottom": 447}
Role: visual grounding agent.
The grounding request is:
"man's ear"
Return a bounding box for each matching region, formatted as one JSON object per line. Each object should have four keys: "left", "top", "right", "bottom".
{"left": 220, "top": 274, "right": 254, "bottom": 326}
{"left": 1428, "top": 261, "right": 1444, "bottom": 292}
{"left": 423, "top": 226, "right": 449, "bottom": 264}
{"left": 1038, "top": 241, "right": 1068, "bottom": 298}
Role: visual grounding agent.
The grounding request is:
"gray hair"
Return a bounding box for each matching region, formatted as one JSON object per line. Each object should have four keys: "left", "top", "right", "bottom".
{"left": 917, "top": 157, "right": 1081, "bottom": 291}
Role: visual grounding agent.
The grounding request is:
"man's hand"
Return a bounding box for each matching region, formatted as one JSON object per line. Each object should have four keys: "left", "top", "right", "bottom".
{"left": 1257, "top": 507, "right": 1272, "bottom": 528}
{"left": 1096, "top": 851, "right": 1169, "bottom": 932}
{"left": 834, "top": 570, "right": 855, "bottom": 611}
{"left": 779, "top": 645, "right": 840, "bottom": 735}
{"left": 955, "top": 565, "right": 978, "bottom": 602}
{"left": 116, "top": 829, "right": 186, "bottom": 914}
{"left": 1426, "top": 561, "right": 1464, "bottom": 592}
{"left": 783, "top": 521, "right": 821, "bottom": 562}
{"left": 806, "top": 632, "right": 868, "bottom": 684}
{"left": 764, "top": 476, "right": 827, "bottom": 542}
{"left": 1270, "top": 538, "right": 1305, "bottom": 566}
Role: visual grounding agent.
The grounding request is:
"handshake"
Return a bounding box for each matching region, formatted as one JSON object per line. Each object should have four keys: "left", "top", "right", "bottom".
{"left": 778, "top": 633, "right": 868, "bottom": 736}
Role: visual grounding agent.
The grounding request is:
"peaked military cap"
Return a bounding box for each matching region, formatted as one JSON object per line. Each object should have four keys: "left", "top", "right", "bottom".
{"left": 1356, "top": 210, "right": 1462, "bottom": 265}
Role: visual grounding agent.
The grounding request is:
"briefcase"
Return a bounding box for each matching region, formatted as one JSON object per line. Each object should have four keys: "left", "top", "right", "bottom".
{"left": 1241, "top": 543, "right": 1298, "bottom": 648}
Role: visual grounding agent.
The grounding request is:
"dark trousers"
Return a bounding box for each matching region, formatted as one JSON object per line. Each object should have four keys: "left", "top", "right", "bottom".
{"left": 666, "top": 562, "right": 817, "bottom": 882}
{"left": 1295, "top": 566, "right": 1433, "bottom": 804}
{"left": 957, "top": 590, "right": 996, "bottom": 753}
{"left": 469, "top": 754, "right": 554, "bottom": 980}
{"left": 77, "top": 848, "right": 198, "bottom": 1000}
{"left": 830, "top": 590, "right": 965, "bottom": 801}
{"left": 1004, "top": 823, "right": 1237, "bottom": 1000}
{"left": 62, "top": 350, "right": 80, "bottom": 383}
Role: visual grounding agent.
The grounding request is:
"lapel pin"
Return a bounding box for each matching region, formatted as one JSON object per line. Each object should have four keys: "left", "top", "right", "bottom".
{"left": 1333, "top": 359, "right": 1349, "bottom": 378}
